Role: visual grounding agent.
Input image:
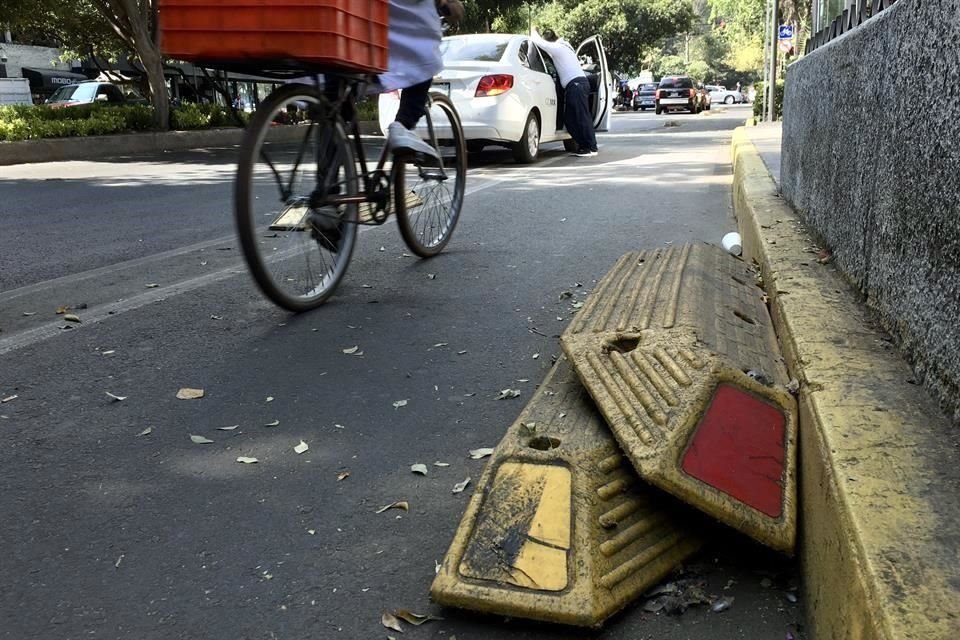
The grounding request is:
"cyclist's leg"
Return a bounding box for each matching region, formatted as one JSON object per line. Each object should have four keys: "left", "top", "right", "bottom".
{"left": 386, "top": 80, "right": 438, "bottom": 159}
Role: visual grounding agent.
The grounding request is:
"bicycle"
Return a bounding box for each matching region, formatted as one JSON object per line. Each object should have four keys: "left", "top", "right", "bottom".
{"left": 233, "top": 75, "right": 467, "bottom": 311}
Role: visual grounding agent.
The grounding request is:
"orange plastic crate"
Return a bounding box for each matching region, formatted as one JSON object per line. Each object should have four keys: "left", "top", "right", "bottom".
{"left": 158, "top": 0, "right": 389, "bottom": 73}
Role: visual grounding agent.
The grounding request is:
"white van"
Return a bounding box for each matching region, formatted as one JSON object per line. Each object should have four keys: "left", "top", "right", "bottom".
{"left": 0, "top": 78, "right": 33, "bottom": 106}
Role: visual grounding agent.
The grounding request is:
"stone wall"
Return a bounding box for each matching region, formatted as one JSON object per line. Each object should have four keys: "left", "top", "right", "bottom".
{"left": 781, "top": 0, "right": 960, "bottom": 424}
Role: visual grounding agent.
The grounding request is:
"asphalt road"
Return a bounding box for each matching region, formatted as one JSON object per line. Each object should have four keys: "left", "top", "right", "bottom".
{"left": 0, "top": 104, "right": 805, "bottom": 640}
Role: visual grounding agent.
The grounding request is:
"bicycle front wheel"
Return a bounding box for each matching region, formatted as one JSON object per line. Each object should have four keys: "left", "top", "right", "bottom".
{"left": 392, "top": 93, "right": 466, "bottom": 258}
{"left": 235, "top": 83, "right": 359, "bottom": 311}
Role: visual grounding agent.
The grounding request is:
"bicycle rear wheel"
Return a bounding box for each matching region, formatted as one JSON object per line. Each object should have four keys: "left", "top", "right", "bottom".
{"left": 235, "top": 83, "right": 359, "bottom": 311}
{"left": 392, "top": 93, "right": 466, "bottom": 258}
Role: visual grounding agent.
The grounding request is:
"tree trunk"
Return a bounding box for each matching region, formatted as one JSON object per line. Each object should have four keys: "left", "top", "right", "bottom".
{"left": 125, "top": 6, "right": 169, "bottom": 130}
{"left": 139, "top": 43, "right": 169, "bottom": 130}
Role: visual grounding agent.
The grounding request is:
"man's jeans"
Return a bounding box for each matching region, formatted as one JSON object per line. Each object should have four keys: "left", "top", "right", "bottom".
{"left": 564, "top": 77, "right": 597, "bottom": 152}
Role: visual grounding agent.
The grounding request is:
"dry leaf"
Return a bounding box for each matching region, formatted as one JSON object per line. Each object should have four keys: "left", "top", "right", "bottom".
{"left": 376, "top": 501, "right": 409, "bottom": 514}
{"left": 433, "top": 461, "right": 450, "bottom": 467}
{"left": 469, "top": 448, "right": 494, "bottom": 459}
{"left": 392, "top": 399, "right": 408, "bottom": 409}
{"left": 105, "top": 392, "right": 127, "bottom": 402}
{"left": 337, "top": 471, "right": 350, "bottom": 481}
{"left": 190, "top": 435, "right": 214, "bottom": 444}
{"left": 266, "top": 396, "right": 274, "bottom": 402}
{"left": 210, "top": 315, "right": 223, "bottom": 320}
{"left": 457, "top": 350, "right": 467, "bottom": 355}
{"left": 532, "top": 353, "right": 540, "bottom": 359}
{"left": 22, "top": 311, "right": 36, "bottom": 316}
{"left": 63, "top": 314, "right": 81, "bottom": 323}
{"left": 1, "top": 395, "right": 17, "bottom": 403}
{"left": 411, "top": 463, "right": 428, "bottom": 475}
{"left": 101, "top": 350, "right": 115, "bottom": 355}
{"left": 264, "top": 419, "right": 279, "bottom": 427}
{"left": 427, "top": 273, "right": 437, "bottom": 280}
{"left": 452, "top": 477, "right": 471, "bottom": 494}
{"left": 435, "top": 560, "right": 442, "bottom": 574}
{"left": 217, "top": 425, "right": 239, "bottom": 431}
{"left": 55, "top": 306, "right": 67, "bottom": 314}
{"left": 236, "top": 456, "right": 259, "bottom": 464}
{"left": 496, "top": 389, "right": 521, "bottom": 400}
{"left": 145, "top": 283, "right": 159, "bottom": 288}
{"left": 137, "top": 427, "right": 152, "bottom": 437}
{"left": 176, "top": 388, "right": 204, "bottom": 400}
{"left": 381, "top": 612, "right": 403, "bottom": 633}
{"left": 572, "top": 301, "right": 584, "bottom": 309}
{"left": 294, "top": 440, "right": 309, "bottom": 454}
{"left": 433, "top": 342, "right": 448, "bottom": 347}
{"left": 342, "top": 346, "right": 359, "bottom": 354}
{"left": 393, "top": 609, "right": 442, "bottom": 626}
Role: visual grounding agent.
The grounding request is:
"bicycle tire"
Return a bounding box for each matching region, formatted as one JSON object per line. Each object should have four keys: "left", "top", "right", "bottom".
{"left": 235, "top": 83, "right": 359, "bottom": 311}
{"left": 392, "top": 93, "right": 466, "bottom": 258}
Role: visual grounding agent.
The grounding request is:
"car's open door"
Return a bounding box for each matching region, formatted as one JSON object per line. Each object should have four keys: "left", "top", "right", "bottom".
{"left": 575, "top": 35, "right": 611, "bottom": 131}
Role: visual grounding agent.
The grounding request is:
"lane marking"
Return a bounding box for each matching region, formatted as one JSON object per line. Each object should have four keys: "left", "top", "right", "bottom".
{"left": 0, "top": 153, "right": 568, "bottom": 356}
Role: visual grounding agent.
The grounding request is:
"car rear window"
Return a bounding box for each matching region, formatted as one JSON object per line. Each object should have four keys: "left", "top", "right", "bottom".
{"left": 640, "top": 83, "right": 658, "bottom": 91}
{"left": 441, "top": 37, "right": 510, "bottom": 62}
{"left": 659, "top": 77, "right": 693, "bottom": 89}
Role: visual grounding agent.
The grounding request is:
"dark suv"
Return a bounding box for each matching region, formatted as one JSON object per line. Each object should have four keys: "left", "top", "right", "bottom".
{"left": 655, "top": 75, "right": 701, "bottom": 115}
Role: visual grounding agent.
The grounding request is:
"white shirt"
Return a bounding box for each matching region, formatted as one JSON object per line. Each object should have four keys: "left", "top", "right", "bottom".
{"left": 379, "top": 0, "right": 444, "bottom": 92}
{"left": 530, "top": 34, "right": 585, "bottom": 88}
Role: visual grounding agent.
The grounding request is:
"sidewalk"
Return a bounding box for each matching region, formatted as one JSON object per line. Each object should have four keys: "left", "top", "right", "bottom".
{"left": 745, "top": 122, "right": 782, "bottom": 187}
{"left": 731, "top": 125, "right": 960, "bottom": 640}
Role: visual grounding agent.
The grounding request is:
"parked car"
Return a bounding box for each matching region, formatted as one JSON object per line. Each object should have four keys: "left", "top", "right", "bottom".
{"left": 655, "top": 75, "right": 701, "bottom": 114}
{"left": 379, "top": 33, "right": 612, "bottom": 164}
{"left": 45, "top": 81, "right": 146, "bottom": 107}
{"left": 706, "top": 84, "right": 744, "bottom": 105}
{"left": 632, "top": 82, "right": 658, "bottom": 111}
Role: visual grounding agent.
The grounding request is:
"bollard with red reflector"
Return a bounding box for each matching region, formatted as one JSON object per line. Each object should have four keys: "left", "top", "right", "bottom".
{"left": 561, "top": 244, "right": 799, "bottom": 552}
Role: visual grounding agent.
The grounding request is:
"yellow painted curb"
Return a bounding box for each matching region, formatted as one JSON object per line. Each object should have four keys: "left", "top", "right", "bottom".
{"left": 431, "top": 358, "right": 703, "bottom": 627}
{"left": 732, "top": 127, "right": 960, "bottom": 640}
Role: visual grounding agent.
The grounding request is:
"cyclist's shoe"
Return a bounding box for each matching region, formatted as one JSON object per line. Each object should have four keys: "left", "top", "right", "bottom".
{"left": 310, "top": 205, "right": 344, "bottom": 253}
{"left": 387, "top": 121, "right": 439, "bottom": 161}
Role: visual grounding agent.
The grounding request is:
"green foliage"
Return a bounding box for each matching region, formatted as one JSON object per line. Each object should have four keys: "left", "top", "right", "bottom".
{"left": 655, "top": 54, "right": 687, "bottom": 77}
{"left": 538, "top": 0, "right": 694, "bottom": 75}
{"left": 169, "top": 103, "right": 235, "bottom": 130}
{"left": 0, "top": 102, "right": 246, "bottom": 141}
{"left": 686, "top": 60, "right": 710, "bottom": 82}
{"left": 752, "top": 80, "right": 784, "bottom": 119}
{"left": 354, "top": 98, "right": 379, "bottom": 122}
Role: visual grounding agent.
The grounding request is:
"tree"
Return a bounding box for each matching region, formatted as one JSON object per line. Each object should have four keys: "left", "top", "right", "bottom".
{"left": 0, "top": 0, "right": 169, "bottom": 129}
{"left": 536, "top": 0, "right": 694, "bottom": 75}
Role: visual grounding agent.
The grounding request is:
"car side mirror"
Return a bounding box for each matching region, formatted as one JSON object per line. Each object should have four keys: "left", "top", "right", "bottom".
{"left": 95, "top": 94, "right": 109, "bottom": 102}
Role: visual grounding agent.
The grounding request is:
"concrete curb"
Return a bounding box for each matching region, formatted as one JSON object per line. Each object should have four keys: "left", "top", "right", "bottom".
{"left": 0, "top": 121, "right": 382, "bottom": 166}
{"left": 732, "top": 127, "right": 960, "bottom": 640}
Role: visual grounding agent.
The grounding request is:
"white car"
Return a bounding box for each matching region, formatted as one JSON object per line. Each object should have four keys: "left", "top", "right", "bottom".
{"left": 379, "top": 33, "right": 612, "bottom": 163}
{"left": 706, "top": 85, "right": 744, "bottom": 105}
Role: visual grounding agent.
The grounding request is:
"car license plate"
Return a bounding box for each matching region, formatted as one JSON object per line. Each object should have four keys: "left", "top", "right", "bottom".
{"left": 670, "top": 91, "right": 679, "bottom": 97}
{"left": 432, "top": 83, "right": 451, "bottom": 97}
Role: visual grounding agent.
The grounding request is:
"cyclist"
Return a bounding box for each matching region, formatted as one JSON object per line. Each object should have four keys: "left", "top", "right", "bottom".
{"left": 382, "top": 0, "right": 464, "bottom": 159}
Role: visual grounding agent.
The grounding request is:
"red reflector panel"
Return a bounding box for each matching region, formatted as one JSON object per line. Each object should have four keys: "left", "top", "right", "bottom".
{"left": 681, "top": 384, "right": 786, "bottom": 518}
{"left": 476, "top": 74, "right": 514, "bottom": 97}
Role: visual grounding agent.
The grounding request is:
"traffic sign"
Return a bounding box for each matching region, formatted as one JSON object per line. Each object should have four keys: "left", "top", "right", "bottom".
{"left": 778, "top": 24, "right": 794, "bottom": 39}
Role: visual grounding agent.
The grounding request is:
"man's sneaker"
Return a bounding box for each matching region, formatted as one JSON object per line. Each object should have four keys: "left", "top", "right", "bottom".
{"left": 387, "top": 121, "right": 439, "bottom": 160}
{"left": 574, "top": 148, "right": 598, "bottom": 157}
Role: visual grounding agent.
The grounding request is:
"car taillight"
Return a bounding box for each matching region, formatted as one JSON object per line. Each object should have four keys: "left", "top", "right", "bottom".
{"left": 475, "top": 74, "right": 513, "bottom": 97}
